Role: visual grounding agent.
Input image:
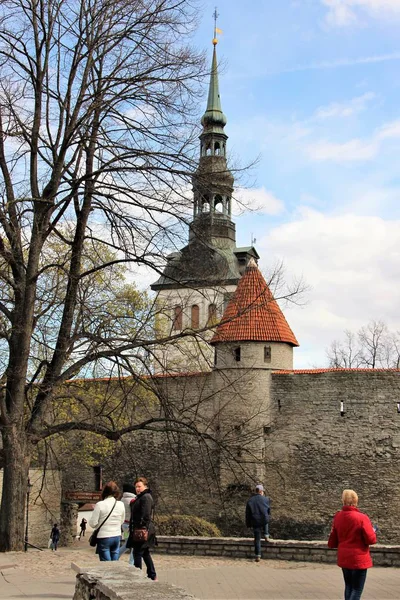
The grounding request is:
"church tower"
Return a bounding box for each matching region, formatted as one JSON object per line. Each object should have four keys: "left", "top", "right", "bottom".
{"left": 151, "top": 31, "right": 258, "bottom": 373}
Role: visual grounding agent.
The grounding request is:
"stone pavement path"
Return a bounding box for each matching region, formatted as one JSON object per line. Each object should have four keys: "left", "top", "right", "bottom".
{"left": 0, "top": 541, "right": 398, "bottom": 599}
{"left": 161, "top": 560, "right": 399, "bottom": 600}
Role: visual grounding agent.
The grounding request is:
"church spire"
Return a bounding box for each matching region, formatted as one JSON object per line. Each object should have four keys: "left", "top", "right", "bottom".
{"left": 201, "top": 11, "right": 227, "bottom": 133}
{"left": 190, "top": 11, "right": 235, "bottom": 247}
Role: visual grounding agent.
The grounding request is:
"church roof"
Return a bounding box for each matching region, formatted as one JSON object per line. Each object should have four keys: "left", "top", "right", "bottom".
{"left": 211, "top": 259, "right": 299, "bottom": 346}
{"left": 201, "top": 44, "right": 227, "bottom": 133}
{"left": 151, "top": 239, "right": 242, "bottom": 290}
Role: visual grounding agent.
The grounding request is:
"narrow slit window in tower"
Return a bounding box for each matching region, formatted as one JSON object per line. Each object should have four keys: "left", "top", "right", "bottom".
{"left": 234, "top": 346, "right": 241, "bottom": 362}
{"left": 173, "top": 305, "right": 183, "bottom": 330}
{"left": 93, "top": 465, "right": 103, "bottom": 491}
{"left": 264, "top": 346, "right": 271, "bottom": 362}
{"left": 191, "top": 304, "right": 200, "bottom": 329}
{"left": 208, "top": 303, "right": 217, "bottom": 325}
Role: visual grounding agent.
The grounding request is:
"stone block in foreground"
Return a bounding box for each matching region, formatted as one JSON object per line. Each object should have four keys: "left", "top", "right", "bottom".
{"left": 72, "top": 562, "right": 197, "bottom": 600}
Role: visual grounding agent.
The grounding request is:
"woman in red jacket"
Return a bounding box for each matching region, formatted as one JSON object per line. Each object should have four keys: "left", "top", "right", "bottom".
{"left": 328, "top": 489, "right": 377, "bottom": 600}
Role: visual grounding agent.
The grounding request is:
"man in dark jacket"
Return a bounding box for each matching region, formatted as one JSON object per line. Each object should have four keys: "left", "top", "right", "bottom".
{"left": 245, "top": 484, "right": 271, "bottom": 562}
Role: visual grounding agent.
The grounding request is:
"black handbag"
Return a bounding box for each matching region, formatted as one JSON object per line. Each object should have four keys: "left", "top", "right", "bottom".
{"left": 89, "top": 499, "right": 117, "bottom": 547}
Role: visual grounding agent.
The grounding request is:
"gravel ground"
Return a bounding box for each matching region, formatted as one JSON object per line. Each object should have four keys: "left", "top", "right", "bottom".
{"left": 0, "top": 539, "right": 331, "bottom": 580}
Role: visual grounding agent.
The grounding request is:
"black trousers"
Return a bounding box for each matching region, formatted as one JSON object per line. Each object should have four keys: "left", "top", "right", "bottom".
{"left": 133, "top": 543, "right": 156, "bottom": 580}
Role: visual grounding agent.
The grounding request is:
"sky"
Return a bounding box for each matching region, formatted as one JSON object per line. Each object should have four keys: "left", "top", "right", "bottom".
{"left": 172, "top": 0, "right": 400, "bottom": 369}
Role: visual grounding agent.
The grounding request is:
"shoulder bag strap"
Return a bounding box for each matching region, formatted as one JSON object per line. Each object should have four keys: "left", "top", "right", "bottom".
{"left": 96, "top": 499, "right": 117, "bottom": 532}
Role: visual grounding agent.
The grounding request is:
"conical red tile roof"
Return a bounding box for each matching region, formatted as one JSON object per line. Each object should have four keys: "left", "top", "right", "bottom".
{"left": 211, "top": 261, "right": 299, "bottom": 346}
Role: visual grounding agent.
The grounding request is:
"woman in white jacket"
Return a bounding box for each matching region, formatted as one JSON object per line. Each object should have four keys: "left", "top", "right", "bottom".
{"left": 89, "top": 481, "right": 125, "bottom": 561}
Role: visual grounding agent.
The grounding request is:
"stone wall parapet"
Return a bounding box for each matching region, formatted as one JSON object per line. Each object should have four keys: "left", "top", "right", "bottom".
{"left": 154, "top": 536, "right": 400, "bottom": 567}
{"left": 72, "top": 563, "right": 195, "bottom": 600}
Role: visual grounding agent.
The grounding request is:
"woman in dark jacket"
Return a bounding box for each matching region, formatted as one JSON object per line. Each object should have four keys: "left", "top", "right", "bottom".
{"left": 328, "top": 489, "right": 377, "bottom": 600}
{"left": 127, "top": 476, "right": 157, "bottom": 580}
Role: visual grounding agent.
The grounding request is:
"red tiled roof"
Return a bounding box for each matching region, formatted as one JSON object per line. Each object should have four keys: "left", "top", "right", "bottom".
{"left": 211, "top": 262, "right": 299, "bottom": 346}
{"left": 68, "top": 371, "right": 206, "bottom": 384}
{"left": 274, "top": 368, "right": 400, "bottom": 374}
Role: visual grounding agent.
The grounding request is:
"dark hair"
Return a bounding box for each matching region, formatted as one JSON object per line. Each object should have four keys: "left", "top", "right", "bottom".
{"left": 102, "top": 480, "right": 120, "bottom": 500}
{"left": 134, "top": 476, "right": 148, "bottom": 487}
{"left": 122, "top": 482, "right": 136, "bottom": 494}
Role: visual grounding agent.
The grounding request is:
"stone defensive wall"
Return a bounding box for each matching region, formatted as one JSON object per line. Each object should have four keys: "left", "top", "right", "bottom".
{"left": 154, "top": 536, "right": 400, "bottom": 567}
{"left": 269, "top": 369, "right": 400, "bottom": 543}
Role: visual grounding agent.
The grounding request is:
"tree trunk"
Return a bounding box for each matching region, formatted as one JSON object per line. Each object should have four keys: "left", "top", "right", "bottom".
{"left": 0, "top": 426, "right": 30, "bottom": 551}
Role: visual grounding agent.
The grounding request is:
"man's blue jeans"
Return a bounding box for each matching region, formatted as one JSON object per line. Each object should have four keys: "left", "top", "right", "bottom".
{"left": 97, "top": 536, "right": 121, "bottom": 561}
{"left": 342, "top": 568, "right": 367, "bottom": 600}
{"left": 253, "top": 526, "right": 262, "bottom": 557}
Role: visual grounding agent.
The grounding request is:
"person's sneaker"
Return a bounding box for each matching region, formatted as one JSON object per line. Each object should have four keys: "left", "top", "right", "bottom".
{"left": 153, "top": 577, "right": 158, "bottom": 582}
{"left": 255, "top": 556, "right": 261, "bottom": 562}
{"left": 264, "top": 535, "right": 273, "bottom": 542}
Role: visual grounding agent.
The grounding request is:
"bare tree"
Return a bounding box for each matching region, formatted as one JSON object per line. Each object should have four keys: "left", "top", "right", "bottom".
{"left": 0, "top": 0, "right": 209, "bottom": 551}
{"left": 326, "top": 320, "right": 400, "bottom": 369}
{"left": 326, "top": 330, "right": 362, "bottom": 368}
{"left": 0, "top": 0, "right": 307, "bottom": 551}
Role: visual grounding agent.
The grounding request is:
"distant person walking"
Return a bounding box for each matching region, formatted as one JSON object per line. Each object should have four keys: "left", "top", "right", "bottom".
{"left": 50, "top": 523, "right": 60, "bottom": 551}
{"left": 127, "top": 476, "right": 157, "bottom": 580}
{"left": 245, "top": 484, "right": 271, "bottom": 562}
{"left": 328, "top": 489, "right": 377, "bottom": 600}
{"left": 89, "top": 481, "right": 125, "bottom": 561}
{"left": 79, "top": 518, "right": 87, "bottom": 539}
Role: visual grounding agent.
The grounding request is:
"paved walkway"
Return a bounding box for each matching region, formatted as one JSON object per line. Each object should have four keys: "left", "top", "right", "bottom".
{"left": 0, "top": 547, "right": 398, "bottom": 599}
{"left": 161, "top": 561, "right": 399, "bottom": 599}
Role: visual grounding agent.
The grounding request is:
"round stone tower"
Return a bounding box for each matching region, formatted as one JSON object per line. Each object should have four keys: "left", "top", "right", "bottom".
{"left": 210, "top": 258, "right": 299, "bottom": 486}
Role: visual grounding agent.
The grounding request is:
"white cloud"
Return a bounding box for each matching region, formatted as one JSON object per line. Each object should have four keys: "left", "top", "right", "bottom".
{"left": 314, "top": 92, "right": 376, "bottom": 120}
{"left": 305, "top": 118, "right": 400, "bottom": 163}
{"left": 259, "top": 208, "right": 400, "bottom": 367}
{"left": 306, "top": 138, "right": 378, "bottom": 162}
{"left": 378, "top": 120, "right": 400, "bottom": 139}
{"left": 322, "top": 0, "right": 400, "bottom": 27}
{"left": 283, "top": 52, "right": 400, "bottom": 72}
{"left": 233, "top": 187, "right": 285, "bottom": 216}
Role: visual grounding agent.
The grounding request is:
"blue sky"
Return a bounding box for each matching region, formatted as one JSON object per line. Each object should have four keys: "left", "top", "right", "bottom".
{"left": 183, "top": 0, "right": 400, "bottom": 367}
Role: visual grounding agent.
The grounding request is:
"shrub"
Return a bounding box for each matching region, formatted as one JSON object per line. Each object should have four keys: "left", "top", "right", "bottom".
{"left": 155, "top": 514, "right": 221, "bottom": 537}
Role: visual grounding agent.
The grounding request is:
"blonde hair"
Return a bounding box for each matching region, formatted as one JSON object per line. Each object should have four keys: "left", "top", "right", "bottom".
{"left": 342, "top": 489, "right": 358, "bottom": 506}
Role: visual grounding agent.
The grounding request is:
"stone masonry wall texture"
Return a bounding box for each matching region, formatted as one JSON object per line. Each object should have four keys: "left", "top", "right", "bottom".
{"left": 269, "top": 371, "right": 400, "bottom": 543}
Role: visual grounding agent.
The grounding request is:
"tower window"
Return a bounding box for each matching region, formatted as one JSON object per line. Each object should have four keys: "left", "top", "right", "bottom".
{"left": 264, "top": 346, "right": 271, "bottom": 363}
{"left": 208, "top": 303, "right": 217, "bottom": 325}
{"left": 93, "top": 465, "right": 103, "bottom": 491}
{"left": 234, "top": 347, "right": 241, "bottom": 362}
{"left": 201, "top": 194, "right": 210, "bottom": 213}
{"left": 214, "top": 194, "right": 223, "bottom": 213}
{"left": 191, "top": 304, "right": 200, "bottom": 329}
{"left": 173, "top": 305, "right": 183, "bottom": 330}
{"left": 206, "top": 145, "right": 212, "bottom": 156}
{"left": 214, "top": 142, "right": 221, "bottom": 155}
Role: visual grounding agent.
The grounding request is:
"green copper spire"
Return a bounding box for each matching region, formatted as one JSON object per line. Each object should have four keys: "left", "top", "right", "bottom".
{"left": 201, "top": 41, "right": 227, "bottom": 132}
